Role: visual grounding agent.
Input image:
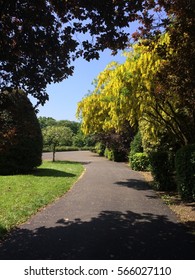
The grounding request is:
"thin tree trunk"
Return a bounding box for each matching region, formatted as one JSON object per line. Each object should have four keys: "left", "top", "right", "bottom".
{"left": 52, "top": 145, "right": 56, "bottom": 162}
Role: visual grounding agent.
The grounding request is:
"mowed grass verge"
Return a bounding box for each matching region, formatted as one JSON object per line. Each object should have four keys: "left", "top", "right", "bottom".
{"left": 0, "top": 161, "right": 84, "bottom": 239}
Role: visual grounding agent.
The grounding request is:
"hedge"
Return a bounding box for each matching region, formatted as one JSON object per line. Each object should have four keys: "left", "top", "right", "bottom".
{"left": 175, "top": 144, "right": 195, "bottom": 201}
{"left": 149, "top": 151, "right": 175, "bottom": 191}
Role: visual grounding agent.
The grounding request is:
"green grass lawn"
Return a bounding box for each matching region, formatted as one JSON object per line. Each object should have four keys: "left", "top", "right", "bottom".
{"left": 0, "top": 161, "right": 84, "bottom": 239}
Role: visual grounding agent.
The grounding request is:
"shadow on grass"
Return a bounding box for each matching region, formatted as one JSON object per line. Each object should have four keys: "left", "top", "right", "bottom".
{"left": 33, "top": 168, "right": 76, "bottom": 178}
{"left": 0, "top": 210, "right": 195, "bottom": 260}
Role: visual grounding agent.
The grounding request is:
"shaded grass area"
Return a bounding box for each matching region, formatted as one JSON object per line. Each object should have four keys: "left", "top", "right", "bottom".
{"left": 0, "top": 161, "right": 84, "bottom": 239}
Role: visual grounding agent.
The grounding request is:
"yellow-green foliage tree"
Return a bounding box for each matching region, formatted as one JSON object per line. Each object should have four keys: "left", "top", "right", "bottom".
{"left": 77, "top": 32, "right": 194, "bottom": 151}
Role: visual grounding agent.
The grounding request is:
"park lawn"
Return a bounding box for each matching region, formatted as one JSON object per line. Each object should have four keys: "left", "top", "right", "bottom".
{"left": 0, "top": 161, "right": 84, "bottom": 239}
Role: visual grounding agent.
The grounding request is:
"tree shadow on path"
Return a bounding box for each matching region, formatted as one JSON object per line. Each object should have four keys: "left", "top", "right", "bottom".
{"left": 115, "top": 179, "right": 150, "bottom": 190}
{"left": 0, "top": 210, "right": 194, "bottom": 260}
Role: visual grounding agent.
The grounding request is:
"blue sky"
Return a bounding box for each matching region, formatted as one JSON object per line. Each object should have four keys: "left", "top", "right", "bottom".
{"left": 36, "top": 50, "right": 126, "bottom": 122}
{"left": 35, "top": 20, "right": 140, "bottom": 122}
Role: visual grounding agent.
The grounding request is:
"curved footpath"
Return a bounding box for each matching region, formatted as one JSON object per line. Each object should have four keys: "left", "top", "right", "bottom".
{"left": 0, "top": 151, "right": 194, "bottom": 259}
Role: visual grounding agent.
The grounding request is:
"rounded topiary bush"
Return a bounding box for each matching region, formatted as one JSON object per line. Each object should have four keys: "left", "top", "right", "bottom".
{"left": 0, "top": 89, "right": 43, "bottom": 174}
{"left": 175, "top": 144, "right": 195, "bottom": 201}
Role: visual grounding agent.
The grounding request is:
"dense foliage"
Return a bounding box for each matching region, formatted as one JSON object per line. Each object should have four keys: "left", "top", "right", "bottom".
{"left": 0, "top": 0, "right": 154, "bottom": 105}
{"left": 77, "top": 32, "right": 194, "bottom": 148}
{"left": 129, "top": 131, "right": 143, "bottom": 158}
{"left": 77, "top": 1, "right": 195, "bottom": 199}
{"left": 130, "top": 153, "right": 150, "bottom": 172}
{"left": 0, "top": 90, "right": 42, "bottom": 174}
{"left": 1, "top": 1, "right": 194, "bottom": 200}
{"left": 43, "top": 125, "right": 73, "bottom": 161}
{"left": 39, "top": 117, "right": 95, "bottom": 155}
{"left": 2, "top": 0, "right": 194, "bottom": 105}
{"left": 175, "top": 145, "right": 195, "bottom": 201}
{"left": 149, "top": 151, "right": 174, "bottom": 191}
{"left": 77, "top": 37, "right": 182, "bottom": 184}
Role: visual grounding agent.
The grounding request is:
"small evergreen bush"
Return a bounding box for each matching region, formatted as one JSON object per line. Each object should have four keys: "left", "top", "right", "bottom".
{"left": 130, "top": 131, "right": 143, "bottom": 157}
{"left": 130, "top": 153, "right": 150, "bottom": 171}
{"left": 175, "top": 144, "right": 195, "bottom": 201}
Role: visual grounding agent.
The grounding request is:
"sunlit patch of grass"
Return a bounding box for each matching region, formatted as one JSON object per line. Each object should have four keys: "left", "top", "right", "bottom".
{"left": 0, "top": 161, "right": 84, "bottom": 239}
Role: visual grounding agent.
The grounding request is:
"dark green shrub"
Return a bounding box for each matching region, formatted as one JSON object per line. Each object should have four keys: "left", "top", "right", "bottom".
{"left": 73, "top": 133, "right": 85, "bottom": 147}
{"left": 130, "top": 153, "right": 150, "bottom": 171}
{"left": 112, "top": 149, "right": 127, "bottom": 162}
{"left": 0, "top": 90, "right": 42, "bottom": 174}
{"left": 95, "top": 142, "right": 105, "bottom": 156}
{"left": 130, "top": 131, "right": 143, "bottom": 158}
{"left": 149, "top": 151, "right": 174, "bottom": 191}
{"left": 175, "top": 144, "right": 195, "bottom": 201}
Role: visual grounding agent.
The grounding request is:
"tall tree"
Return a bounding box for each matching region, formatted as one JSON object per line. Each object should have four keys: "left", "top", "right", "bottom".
{"left": 77, "top": 31, "right": 195, "bottom": 149}
{"left": 1, "top": 0, "right": 179, "bottom": 105}
{"left": 154, "top": 0, "right": 195, "bottom": 144}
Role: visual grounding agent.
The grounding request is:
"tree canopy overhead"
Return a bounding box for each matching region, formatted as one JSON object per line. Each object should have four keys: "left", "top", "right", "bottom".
{"left": 1, "top": 0, "right": 190, "bottom": 105}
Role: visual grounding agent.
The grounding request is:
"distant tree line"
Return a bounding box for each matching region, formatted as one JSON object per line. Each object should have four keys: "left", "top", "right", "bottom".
{"left": 39, "top": 117, "right": 95, "bottom": 161}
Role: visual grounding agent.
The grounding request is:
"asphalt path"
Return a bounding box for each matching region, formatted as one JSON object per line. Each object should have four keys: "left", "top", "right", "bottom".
{"left": 0, "top": 151, "right": 194, "bottom": 259}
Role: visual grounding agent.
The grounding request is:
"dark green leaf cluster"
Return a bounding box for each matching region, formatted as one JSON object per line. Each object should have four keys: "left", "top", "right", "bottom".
{"left": 1, "top": 0, "right": 174, "bottom": 105}
{"left": 175, "top": 144, "right": 195, "bottom": 201}
{"left": 129, "top": 131, "right": 143, "bottom": 158}
{"left": 149, "top": 151, "right": 175, "bottom": 191}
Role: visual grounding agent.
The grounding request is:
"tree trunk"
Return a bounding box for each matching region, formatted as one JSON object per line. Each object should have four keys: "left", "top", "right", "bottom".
{"left": 52, "top": 146, "right": 56, "bottom": 162}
